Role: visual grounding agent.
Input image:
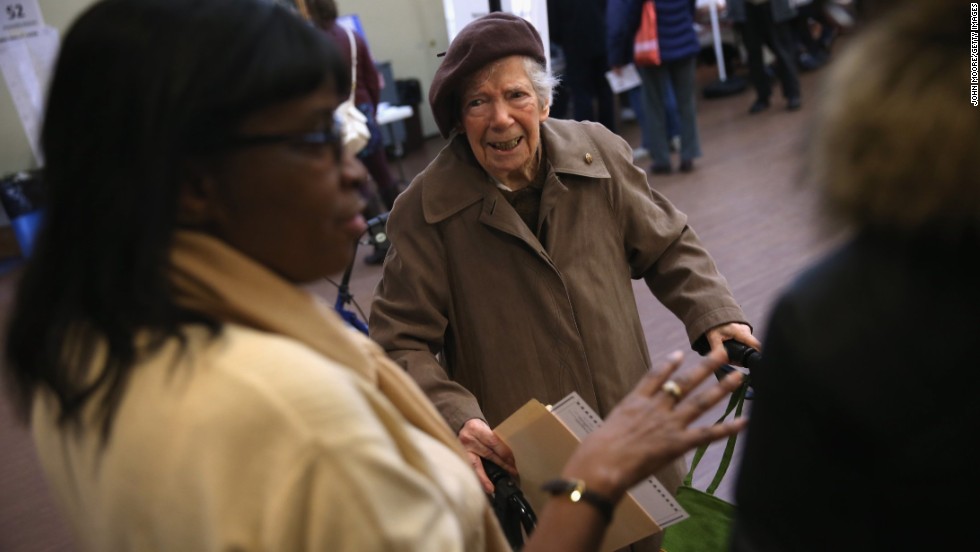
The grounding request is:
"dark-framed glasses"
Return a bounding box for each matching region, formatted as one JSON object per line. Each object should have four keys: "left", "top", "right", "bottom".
{"left": 223, "top": 118, "right": 343, "bottom": 157}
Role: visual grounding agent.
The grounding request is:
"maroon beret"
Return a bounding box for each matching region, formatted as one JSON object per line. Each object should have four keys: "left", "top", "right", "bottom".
{"left": 428, "top": 12, "right": 546, "bottom": 138}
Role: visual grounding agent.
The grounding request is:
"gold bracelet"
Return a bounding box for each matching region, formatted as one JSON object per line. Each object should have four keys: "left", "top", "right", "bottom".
{"left": 541, "top": 478, "right": 615, "bottom": 523}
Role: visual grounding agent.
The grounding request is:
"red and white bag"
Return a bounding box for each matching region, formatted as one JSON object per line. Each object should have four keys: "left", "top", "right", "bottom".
{"left": 634, "top": 0, "right": 661, "bottom": 66}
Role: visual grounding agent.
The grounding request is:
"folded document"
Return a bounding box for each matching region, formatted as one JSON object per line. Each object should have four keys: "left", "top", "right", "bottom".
{"left": 494, "top": 392, "right": 688, "bottom": 552}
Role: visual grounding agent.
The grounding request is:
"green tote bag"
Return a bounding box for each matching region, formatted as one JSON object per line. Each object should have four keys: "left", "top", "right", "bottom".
{"left": 661, "top": 381, "right": 748, "bottom": 552}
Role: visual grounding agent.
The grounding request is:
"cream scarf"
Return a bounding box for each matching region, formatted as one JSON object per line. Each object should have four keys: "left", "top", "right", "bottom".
{"left": 168, "top": 230, "right": 509, "bottom": 551}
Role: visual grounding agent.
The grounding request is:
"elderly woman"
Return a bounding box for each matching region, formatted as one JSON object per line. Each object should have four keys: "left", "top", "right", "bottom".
{"left": 3, "top": 1, "right": 748, "bottom": 550}
{"left": 370, "top": 13, "right": 760, "bottom": 550}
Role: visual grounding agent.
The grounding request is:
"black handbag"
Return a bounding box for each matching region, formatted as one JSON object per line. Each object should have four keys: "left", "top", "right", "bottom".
{"left": 482, "top": 458, "right": 537, "bottom": 551}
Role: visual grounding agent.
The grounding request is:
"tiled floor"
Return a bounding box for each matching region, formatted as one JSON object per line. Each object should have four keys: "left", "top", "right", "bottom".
{"left": 0, "top": 55, "right": 846, "bottom": 551}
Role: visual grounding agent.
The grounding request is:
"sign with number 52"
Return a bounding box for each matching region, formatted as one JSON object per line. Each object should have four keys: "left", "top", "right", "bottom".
{"left": 0, "top": 0, "right": 44, "bottom": 42}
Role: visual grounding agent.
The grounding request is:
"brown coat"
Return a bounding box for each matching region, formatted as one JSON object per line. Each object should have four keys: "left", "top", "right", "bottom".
{"left": 370, "top": 118, "right": 747, "bottom": 492}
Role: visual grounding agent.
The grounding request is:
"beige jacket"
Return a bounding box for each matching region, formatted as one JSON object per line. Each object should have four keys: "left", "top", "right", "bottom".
{"left": 370, "top": 119, "right": 747, "bottom": 493}
{"left": 32, "top": 322, "right": 491, "bottom": 551}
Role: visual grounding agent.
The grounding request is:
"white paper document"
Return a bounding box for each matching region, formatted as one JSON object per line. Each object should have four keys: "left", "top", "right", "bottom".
{"left": 550, "top": 392, "right": 689, "bottom": 528}
{"left": 605, "top": 63, "right": 642, "bottom": 94}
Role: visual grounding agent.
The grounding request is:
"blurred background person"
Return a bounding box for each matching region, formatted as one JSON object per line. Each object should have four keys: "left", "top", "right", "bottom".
{"left": 548, "top": 0, "right": 617, "bottom": 132}
{"left": 609, "top": 0, "right": 703, "bottom": 174}
{"left": 607, "top": 0, "right": 677, "bottom": 164}
{"left": 727, "top": 0, "right": 802, "bottom": 113}
{"left": 308, "top": 0, "right": 400, "bottom": 264}
{"left": 789, "top": 0, "right": 838, "bottom": 72}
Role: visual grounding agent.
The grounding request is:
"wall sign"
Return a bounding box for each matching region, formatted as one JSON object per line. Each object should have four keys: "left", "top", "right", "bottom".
{"left": 0, "top": 0, "right": 43, "bottom": 43}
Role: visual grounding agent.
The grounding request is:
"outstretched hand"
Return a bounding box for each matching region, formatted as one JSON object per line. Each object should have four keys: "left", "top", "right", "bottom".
{"left": 458, "top": 418, "right": 518, "bottom": 494}
{"left": 560, "top": 350, "right": 748, "bottom": 503}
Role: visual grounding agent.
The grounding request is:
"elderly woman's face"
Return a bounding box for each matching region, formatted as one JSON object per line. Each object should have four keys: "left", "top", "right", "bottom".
{"left": 460, "top": 56, "right": 549, "bottom": 189}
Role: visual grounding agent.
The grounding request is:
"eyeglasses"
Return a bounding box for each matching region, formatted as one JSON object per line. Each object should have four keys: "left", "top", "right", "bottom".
{"left": 223, "top": 121, "right": 343, "bottom": 158}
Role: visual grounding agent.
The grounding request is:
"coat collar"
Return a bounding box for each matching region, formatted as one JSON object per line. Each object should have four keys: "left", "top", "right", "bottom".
{"left": 422, "top": 119, "right": 612, "bottom": 223}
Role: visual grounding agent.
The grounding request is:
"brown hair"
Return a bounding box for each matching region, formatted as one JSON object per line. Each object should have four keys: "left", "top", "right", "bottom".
{"left": 807, "top": 0, "right": 980, "bottom": 238}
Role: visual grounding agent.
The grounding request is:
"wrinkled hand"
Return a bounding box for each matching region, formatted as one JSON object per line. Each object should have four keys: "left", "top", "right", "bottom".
{"left": 458, "top": 418, "right": 518, "bottom": 494}
{"left": 561, "top": 350, "right": 748, "bottom": 502}
{"left": 705, "top": 322, "right": 761, "bottom": 364}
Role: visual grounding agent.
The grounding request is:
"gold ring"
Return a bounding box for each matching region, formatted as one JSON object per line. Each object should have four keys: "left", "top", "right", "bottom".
{"left": 661, "top": 380, "right": 684, "bottom": 401}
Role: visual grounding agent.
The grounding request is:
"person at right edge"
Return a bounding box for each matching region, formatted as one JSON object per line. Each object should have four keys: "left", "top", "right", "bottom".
{"left": 727, "top": 0, "right": 802, "bottom": 114}
{"left": 369, "top": 12, "right": 761, "bottom": 552}
{"left": 730, "top": 1, "right": 979, "bottom": 550}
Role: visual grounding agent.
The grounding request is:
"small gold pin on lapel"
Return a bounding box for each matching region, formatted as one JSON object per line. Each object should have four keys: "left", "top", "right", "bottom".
{"left": 584, "top": 153, "right": 593, "bottom": 164}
